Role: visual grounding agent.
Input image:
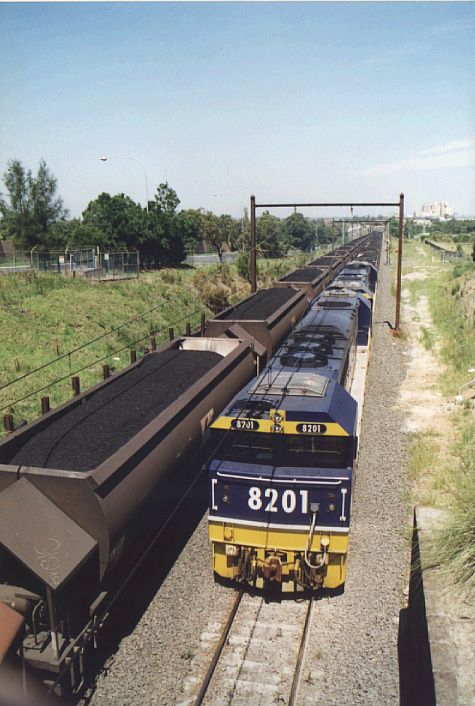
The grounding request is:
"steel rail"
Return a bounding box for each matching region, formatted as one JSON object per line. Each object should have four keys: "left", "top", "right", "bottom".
{"left": 288, "top": 595, "right": 315, "bottom": 706}
{"left": 192, "top": 589, "right": 244, "bottom": 706}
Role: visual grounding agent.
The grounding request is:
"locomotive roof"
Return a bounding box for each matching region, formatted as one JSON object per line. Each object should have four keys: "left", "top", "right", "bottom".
{"left": 308, "top": 296, "right": 359, "bottom": 322}
{"left": 218, "top": 370, "right": 357, "bottom": 437}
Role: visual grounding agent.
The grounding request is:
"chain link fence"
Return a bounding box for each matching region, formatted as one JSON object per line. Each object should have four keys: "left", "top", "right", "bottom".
{"left": 0, "top": 245, "right": 139, "bottom": 280}
{"left": 0, "top": 249, "right": 32, "bottom": 274}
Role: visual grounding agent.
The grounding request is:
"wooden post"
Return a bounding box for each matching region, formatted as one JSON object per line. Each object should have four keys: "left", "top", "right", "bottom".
{"left": 41, "top": 396, "right": 50, "bottom": 415}
{"left": 130, "top": 350, "right": 137, "bottom": 364}
{"left": 150, "top": 336, "right": 157, "bottom": 351}
{"left": 3, "top": 414, "right": 14, "bottom": 433}
{"left": 103, "top": 364, "right": 110, "bottom": 379}
{"left": 168, "top": 327, "right": 174, "bottom": 341}
{"left": 200, "top": 312, "right": 206, "bottom": 337}
{"left": 71, "top": 376, "right": 80, "bottom": 397}
{"left": 185, "top": 322, "right": 191, "bottom": 336}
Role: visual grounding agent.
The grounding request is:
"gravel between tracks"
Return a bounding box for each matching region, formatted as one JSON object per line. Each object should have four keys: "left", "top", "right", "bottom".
{"left": 88, "top": 515, "right": 236, "bottom": 706}
{"left": 298, "top": 258, "right": 411, "bottom": 706}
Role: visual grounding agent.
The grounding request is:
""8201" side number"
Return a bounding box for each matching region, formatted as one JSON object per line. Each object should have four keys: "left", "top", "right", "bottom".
{"left": 296, "top": 423, "right": 327, "bottom": 434}
{"left": 248, "top": 487, "right": 308, "bottom": 514}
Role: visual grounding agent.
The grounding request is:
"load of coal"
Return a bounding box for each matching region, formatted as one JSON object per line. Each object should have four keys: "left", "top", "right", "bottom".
{"left": 307, "top": 256, "right": 339, "bottom": 267}
{"left": 8, "top": 350, "right": 223, "bottom": 472}
{"left": 279, "top": 267, "right": 324, "bottom": 282}
{"left": 219, "top": 288, "right": 297, "bottom": 320}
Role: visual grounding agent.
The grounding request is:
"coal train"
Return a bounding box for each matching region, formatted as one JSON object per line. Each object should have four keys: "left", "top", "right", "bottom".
{"left": 207, "top": 234, "right": 382, "bottom": 591}
{"left": 0, "top": 231, "right": 380, "bottom": 693}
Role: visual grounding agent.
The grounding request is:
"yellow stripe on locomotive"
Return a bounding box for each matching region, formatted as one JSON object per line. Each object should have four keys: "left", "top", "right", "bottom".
{"left": 209, "top": 519, "right": 349, "bottom": 591}
{"left": 211, "top": 411, "right": 349, "bottom": 437}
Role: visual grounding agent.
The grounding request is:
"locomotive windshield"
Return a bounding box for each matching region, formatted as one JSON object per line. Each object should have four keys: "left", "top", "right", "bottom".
{"left": 217, "top": 431, "right": 353, "bottom": 468}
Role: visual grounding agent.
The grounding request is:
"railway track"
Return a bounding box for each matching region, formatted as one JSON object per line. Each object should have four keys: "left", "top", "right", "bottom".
{"left": 187, "top": 590, "right": 315, "bottom": 706}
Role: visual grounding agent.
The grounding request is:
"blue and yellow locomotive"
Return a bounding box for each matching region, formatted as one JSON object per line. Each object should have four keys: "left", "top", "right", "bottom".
{"left": 207, "top": 283, "right": 373, "bottom": 591}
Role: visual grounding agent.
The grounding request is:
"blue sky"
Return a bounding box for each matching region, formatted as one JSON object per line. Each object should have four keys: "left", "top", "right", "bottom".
{"left": 1, "top": 2, "right": 474, "bottom": 219}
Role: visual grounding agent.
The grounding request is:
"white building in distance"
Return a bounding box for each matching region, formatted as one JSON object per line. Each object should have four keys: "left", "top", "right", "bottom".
{"left": 414, "top": 202, "right": 454, "bottom": 224}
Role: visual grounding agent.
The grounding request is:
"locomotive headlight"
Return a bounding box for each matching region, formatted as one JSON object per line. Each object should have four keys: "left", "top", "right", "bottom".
{"left": 226, "top": 544, "right": 239, "bottom": 557}
{"left": 222, "top": 493, "right": 230, "bottom": 504}
{"left": 273, "top": 412, "right": 283, "bottom": 423}
{"left": 272, "top": 423, "right": 282, "bottom": 433}
{"left": 328, "top": 503, "right": 336, "bottom": 512}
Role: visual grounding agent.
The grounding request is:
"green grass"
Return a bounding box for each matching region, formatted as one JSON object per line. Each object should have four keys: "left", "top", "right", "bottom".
{"left": 401, "top": 261, "right": 475, "bottom": 395}
{"left": 429, "top": 414, "right": 475, "bottom": 596}
{"left": 403, "top": 245, "right": 475, "bottom": 594}
{"left": 1, "top": 271, "right": 209, "bottom": 425}
{"left": 409, "top": 432, "right": 439, "bottom": 483}
{"left": 0, "top": 253, "right": 307, "bottom": 431}
{"left": 418, "top": 326, "right": 434, "bottom": 351}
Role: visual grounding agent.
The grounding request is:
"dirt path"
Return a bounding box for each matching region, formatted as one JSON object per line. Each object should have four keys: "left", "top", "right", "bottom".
{"left": 399, "top": 278, "right": 447, "bottom": 434}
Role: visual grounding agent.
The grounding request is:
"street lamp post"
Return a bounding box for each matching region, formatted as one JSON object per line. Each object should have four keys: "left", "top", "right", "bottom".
{"left": 100, "top": 156, "right": 149, "bottom": 212}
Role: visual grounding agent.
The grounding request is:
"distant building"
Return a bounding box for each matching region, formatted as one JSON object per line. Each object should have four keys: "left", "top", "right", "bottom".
{"left": 413, "top": 201, "right": 454, "bottom": 225}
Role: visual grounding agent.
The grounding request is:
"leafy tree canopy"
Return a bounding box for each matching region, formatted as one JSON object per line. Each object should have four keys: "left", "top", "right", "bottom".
{"left": 281, "top": 212, "right": 316, "bottom": 252}
{"left": 150, "top": 182, "right": 180, "bottom": 215}
{"left": 0, "top": 159, "right": 68, "bottom": 248}
{"left": 82, "top": 192, "right": 147, "bottom": 250}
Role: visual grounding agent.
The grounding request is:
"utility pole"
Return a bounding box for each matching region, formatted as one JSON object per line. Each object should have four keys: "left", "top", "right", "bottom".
{"left": 250, "top": 194, "right": 257, "bottom": 293}
{"left": 394, "top": 193, "right": 404, "bottom": 333}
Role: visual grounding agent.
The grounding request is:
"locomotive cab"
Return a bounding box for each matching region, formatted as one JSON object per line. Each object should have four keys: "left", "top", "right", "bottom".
{"left": 208, "top": 373, "right": 357, "bottom": 591}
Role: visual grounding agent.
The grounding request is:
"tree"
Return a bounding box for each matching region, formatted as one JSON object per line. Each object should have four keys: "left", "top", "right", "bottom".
{"left": 151, "top": 182, "right": 180, "bottom": 215}
{"left": 281, "top": 213, "right": 316, "bottom": 252}
{"left": 256, "top": 211, "right": 288, "bottom": 257}
{"left": 0, "top": 159, "right": 68, "bottom": 248}
{"left": 218, "top": 214, "right": 240, "bottom": 252}
{"left": 315, "top": 220, "right": 335, "bottom": 246}
{"left": 147, "top": 183, "right": 186, "bottom": 266}
{"left": 201, "top": 211, "right": 227, "bottom": 262}
{"left": 82, "top": 193, "right": 148, "bottom": 249}
{"left": 179, "top": 209, "right": 205, "bottom": 255}
{"left": 237, "top": 250, "right": 251, "bottom": 282}
{"left": 47, "top": 219, "right": 103, "bottom": 250}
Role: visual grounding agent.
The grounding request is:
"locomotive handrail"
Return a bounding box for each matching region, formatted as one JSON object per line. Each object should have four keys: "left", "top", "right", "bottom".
{"left": 215, "top": 471, "right": 344, "bottom": 485}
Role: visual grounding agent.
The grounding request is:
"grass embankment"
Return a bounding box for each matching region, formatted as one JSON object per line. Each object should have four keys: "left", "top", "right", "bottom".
{"left": 404, "top": 243, "right": 475, "bottom": 594}
{"left": 0, "top": 254, "right": 307, "bottom": 431}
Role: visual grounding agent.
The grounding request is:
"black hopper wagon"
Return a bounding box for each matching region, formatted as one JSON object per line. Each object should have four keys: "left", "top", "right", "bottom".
{"left": 0, "top": 334, "right": 266, "bottom": 692}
